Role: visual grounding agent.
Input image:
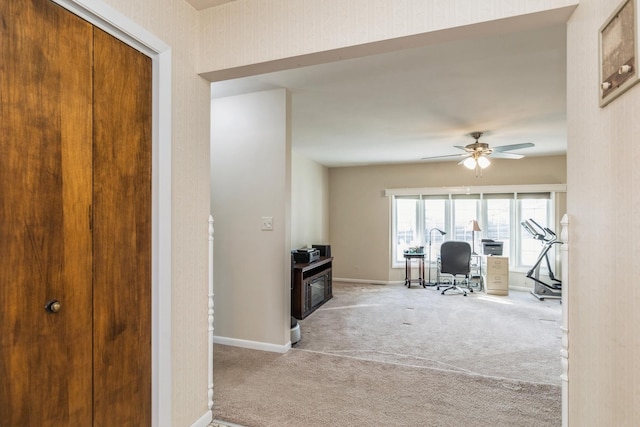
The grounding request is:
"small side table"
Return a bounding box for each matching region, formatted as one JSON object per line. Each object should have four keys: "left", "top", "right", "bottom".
{"left": 469, "top": 254, "right": 484, "bottom": 292}
{"left": 403, "top": 252, "right": 426, "bottom": 288}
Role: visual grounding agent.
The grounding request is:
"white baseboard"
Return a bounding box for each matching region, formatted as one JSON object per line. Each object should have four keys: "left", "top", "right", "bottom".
{"left": 333, "top": 278, "right": 543, "bottom": 297}
{"left": 191, "top": 410, "right": 212, "bottom": 427}
{"left": 334, "top": 277, "right": 538, "bottom": 293}
{"left": 333, "top": 277, "right": 398, "bottom": 285}
{"left": 510, "top": 285, "right": 534, "bottom": 292}
{"left": 213, "top": 335, "right": 291, "bottom": 353}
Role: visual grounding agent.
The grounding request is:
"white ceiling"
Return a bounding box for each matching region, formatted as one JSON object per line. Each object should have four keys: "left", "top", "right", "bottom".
{"left": 209, "top": 15, "right": 568, "bottom": 168}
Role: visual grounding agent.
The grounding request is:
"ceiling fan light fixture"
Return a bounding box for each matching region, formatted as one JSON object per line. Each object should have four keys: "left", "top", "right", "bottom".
{"left": 477, "top": 156, "right": 491, "bottom": 169}
{"left": 463, "top": 157, "right": 477, "bottom": 169}
{"left": 422, "top": 131, "right": 535, "bottom": 177}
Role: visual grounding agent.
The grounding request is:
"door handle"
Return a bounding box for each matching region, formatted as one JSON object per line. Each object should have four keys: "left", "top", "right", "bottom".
{"left": 45, "top": 300, "right": 61, "bottom": 313}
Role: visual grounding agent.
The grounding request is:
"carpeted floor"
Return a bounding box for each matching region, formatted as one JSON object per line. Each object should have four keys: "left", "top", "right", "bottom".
{"left": 212, "top": 281, "right": 562, "bottom": 426}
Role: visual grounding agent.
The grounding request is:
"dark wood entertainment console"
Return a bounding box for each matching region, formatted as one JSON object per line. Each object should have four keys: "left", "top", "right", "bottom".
{"left": 291, "top": 256, "right": 333, "bottom": 320}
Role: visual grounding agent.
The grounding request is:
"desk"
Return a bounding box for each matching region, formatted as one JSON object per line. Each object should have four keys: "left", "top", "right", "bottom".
{"left": 403, "top": 252, "right": 426, "bottom": 288}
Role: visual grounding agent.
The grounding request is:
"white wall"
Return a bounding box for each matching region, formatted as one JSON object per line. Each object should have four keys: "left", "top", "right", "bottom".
{"left": 211, "top": 89, "right": 291, "bottom": 350}
{"left": 198, "top": 0, "right": 578, "bottom": 80}
{"left": 567, "top": 0, "right": 640, "bottom": 423}
{"left": 291, "top": 151, "right": 329, "bottom": 249}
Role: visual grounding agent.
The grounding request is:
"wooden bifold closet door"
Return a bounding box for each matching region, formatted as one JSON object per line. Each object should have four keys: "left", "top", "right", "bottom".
{"left": 0, "top": 1, "right": 152, "bottom": 425}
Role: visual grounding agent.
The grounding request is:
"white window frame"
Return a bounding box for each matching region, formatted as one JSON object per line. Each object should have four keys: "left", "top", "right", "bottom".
{"left": 388, "top": 184, "right": 566, "bottom": 270}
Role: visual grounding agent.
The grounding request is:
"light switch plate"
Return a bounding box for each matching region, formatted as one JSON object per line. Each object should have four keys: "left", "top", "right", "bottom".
{"left": 261, "top": 216, "right": 273, "bottom": 231}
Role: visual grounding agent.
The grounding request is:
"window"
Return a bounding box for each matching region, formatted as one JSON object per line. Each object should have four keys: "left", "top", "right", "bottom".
{"left": 452, "top": 196, "right": 479, "bottom": 241}
{"left": 395, "top": 196, "right": 421, "bottom": 261}
{"left": 393, "top": 196, "right": 447, "bottom": 264}
{"left": 519, "top": 197, "right": 552, "bottom": 268}
{"left": 390, "top": 186, "right": 562, "bottom": 271}
{"left": 485, "top": 196, "right": 513, "bottom": 259}
{"left": 423, "top": 197, "right": 446, "bottom": 264}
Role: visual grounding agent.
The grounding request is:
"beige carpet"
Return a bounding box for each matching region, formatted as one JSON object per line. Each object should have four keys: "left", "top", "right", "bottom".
{"left": 213, "top": 281, "right": 562, "bottom": 426}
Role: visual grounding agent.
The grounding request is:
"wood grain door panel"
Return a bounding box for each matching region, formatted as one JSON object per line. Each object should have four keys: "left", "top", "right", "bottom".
{"left": 0, "top": 0, "right": 93, "bottom": 425}
{"left": 92, "top": 28, "right": 152, "bottom": 427}
{"left": 0, "top": 1, "right": 152, "bottom": 425}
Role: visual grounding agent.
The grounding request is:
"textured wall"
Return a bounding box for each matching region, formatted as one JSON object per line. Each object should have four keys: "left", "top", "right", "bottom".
{"left": 329, "top": 156, "right": 567, "bottom": 283}
{"left": 567, "top": 0, "right": 640, "bottom": 424}
{"left": 96, "top": 1, "right": 211, "bottom": 425}
{"left": 198, "top": 0, "right": 578, "bottom": 78}
{"left": 291, "top": 152, "right": 329, "bottom": 250}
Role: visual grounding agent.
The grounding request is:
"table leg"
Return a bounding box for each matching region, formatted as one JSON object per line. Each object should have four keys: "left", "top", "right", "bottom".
{"left": 405, "top": 258, "right": 410, "bottom": 287}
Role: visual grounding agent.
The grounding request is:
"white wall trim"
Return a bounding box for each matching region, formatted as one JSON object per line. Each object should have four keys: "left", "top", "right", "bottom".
{"left": 336, "top": 278, "right": 534, "bottom": 292}
{"left": 560, "top": 213, "right": 569, "bottom": 427}
{"left": 508, "top": 285, "right": 533, "bottom": 292}
{"left": 51, "top": 1, "right": 172, "bottom": 426}
{"left": 190, "top": 411, "right": 213, "bottom": 427}
{"left": 333, "top": 278, "right": 398, "bottom": 285}
{"left": 51, "top": 0, "right": 167, "bottom": 57}
{"left": 384, "top": 183, "right": 567, "bottom": 197}
{"left": 205, "top": 215, "right": 215, "bottom": 426}
{"left": 213, "top": 336, "right": 291, "bottom": 354}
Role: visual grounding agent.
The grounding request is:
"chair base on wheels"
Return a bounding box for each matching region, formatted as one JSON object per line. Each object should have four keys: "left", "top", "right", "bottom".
{"left": 437, "top": 278, "right": 473, "bottom": 296}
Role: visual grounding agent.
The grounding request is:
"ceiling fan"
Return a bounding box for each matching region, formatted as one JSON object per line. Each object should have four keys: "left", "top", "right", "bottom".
{"left": 422, "top": 131, "right": 535, "bottom": 176}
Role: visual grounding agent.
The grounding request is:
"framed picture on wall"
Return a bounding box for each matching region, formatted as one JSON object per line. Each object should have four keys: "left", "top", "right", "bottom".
{"left": 599, "top": 0, "right": 639, "bottom": 107}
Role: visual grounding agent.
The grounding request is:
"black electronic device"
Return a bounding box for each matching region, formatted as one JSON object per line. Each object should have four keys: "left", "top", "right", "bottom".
{"left": 312, "top": 244, "right": 331, "bottom": 258}
{"left": 292, "top": 248, "right": 320, "bottom": 263}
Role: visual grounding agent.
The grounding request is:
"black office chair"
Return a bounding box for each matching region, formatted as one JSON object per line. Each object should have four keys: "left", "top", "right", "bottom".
{"left": 437, "top": 241, "right": 472, "bottom": 296}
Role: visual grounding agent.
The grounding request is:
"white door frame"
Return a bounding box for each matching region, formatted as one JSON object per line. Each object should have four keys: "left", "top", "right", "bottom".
{"left": 51, "top": 1, "right": 172, "bottom": 426}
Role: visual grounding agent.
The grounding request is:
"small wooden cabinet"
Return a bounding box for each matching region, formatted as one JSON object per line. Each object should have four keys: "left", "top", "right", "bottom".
{"left": 292, "top": 257, "right": 333, "bottom": 319}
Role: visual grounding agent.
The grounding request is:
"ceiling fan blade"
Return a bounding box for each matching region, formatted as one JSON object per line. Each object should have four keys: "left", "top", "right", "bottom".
{"left": 453, "top": 145, "right": 468, "bottom": 151}
{"left": 492, "top": 142, "right": 535, "bottom": 152}
{"left": 421, "top": 153, "right": 469, "bottom": 160}
{"left": 490, "top": 152, "right": 524, "bottom": 159}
